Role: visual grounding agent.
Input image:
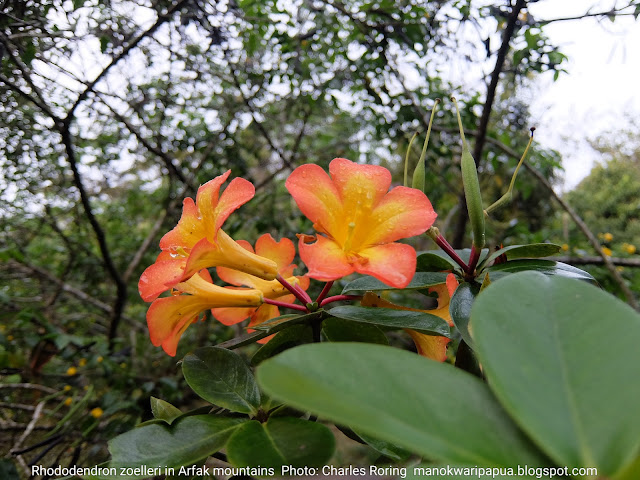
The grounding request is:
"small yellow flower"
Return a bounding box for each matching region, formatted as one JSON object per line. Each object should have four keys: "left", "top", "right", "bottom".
{"left": 603, "top": 232, "right": 613, "bottom": 243}
{"left": 97, "top": 356, "right": 104, "bottom": 363}
{"left": 64, "top": 397, "right": 72, "bottom": 406}
{"left": 561, "top": 243, "right": 569, "bottom": 252}
{"left": 7, "top": 335, "right": 14, "bottom": 341}
{"left": 90, "top": 407, "right": 103, "bottom": 418}
{"left": 602, "top": 247, "right": 612, "bottom": 257}
{"left": 66, "top": 366, "right": 78, "bottom": 376}
{"left": 625, "top": 244, "right": 636, "bottom": 255}
{"left": 616, "top": 266, "right": 625, "bottom": 272}
{"left": 63, "top": 385, "right": 72, "bottom": 392}
{"left": 83, "top": 385, "right": 89, "bottom": 390}
{"left": 120, "top": 362, "right": 127, "bottom": 369}
{"left": 78, "top": 358, "right": 87, "bottom": 367}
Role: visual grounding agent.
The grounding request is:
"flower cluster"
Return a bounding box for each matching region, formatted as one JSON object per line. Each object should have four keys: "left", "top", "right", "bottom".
{"left": 139, "top": 158, "right": 450, "bottom": 358}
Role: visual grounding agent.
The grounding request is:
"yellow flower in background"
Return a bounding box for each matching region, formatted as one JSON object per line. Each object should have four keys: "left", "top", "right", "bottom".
{"left": 602, "top": 247, "right": 612, "bottom": 257}
{"left": 623, "top": 243, "right": 636, "bottom": 255}
{"left": 64, "top": 397, "right": 72, "bottom": 406}
{"left": 66, "top": 366, "right": 78, "bottom": 376}
{"left": 90, "top": 407, "right": 104, "bottom": 418}
{"left": 78, "top": 358, "right": 87, "bottom": 367}
{"left": 63, "top": 385, "right": 72, "bottom": 392}
{"left": 561, "top": 243, "right": 569, "bottom": 252}
{"left": 97, "top": 356, "right": 104, "bottom": 363}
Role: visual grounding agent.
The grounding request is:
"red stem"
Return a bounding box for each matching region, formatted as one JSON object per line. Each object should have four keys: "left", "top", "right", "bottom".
{"left": 315, "top": 281, "right": 334, "bottom": 304}
{"left": 319, "top": 295, "right": 362, "bottom": 307}
{"left": 277, "top": 274, "right": 312, "bottom": 304}
{"left": 263, "top": 298, "right": 308, "bottom": 312}
{"left": 467, "top": 244, "right": 481, "bottom": 274}
{"left": 434, "top": 234, "right": 469, "bottom": 273}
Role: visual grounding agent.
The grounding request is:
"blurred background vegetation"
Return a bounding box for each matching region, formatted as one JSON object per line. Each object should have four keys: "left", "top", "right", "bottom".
{"left": 1, "top": 0, "right": 639, "bottom": 477}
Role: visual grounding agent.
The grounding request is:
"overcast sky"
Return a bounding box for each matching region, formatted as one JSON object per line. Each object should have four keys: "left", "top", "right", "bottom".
{"left": 527, "top": 1, "right": 640, "bottom": 190}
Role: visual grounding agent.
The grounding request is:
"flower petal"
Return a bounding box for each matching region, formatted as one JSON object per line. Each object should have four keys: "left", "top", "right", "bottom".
{"left": 147, "top": 296, "right": 206, "bottom": 356}
{"left": 366, "top": 186, "right": 437, "bottom": 245}
{"left": 139, "top": 258, "right": 186, "bottom": 302}
{"left": 406, "top": 329, "right": 450, "bottom": 362}
{"left": 356, "top": 242, "right": 417, "bottom": 288}
{"left": 195, "top": 171, "right": 231, "bottom": 241}
{"left": 285, "top": 164, "right": 343, "bottom": 237}
{"left": 159, "top": 197, "right": 205, "bottom": 250}
{"left": 255, "top": 234, "right": 295, "bottom": 270}
{"left": 211, "top": 307, "right": 256, "bottom": 326}
{"left": 329, "top": 157, "right": 391, "bottom": 209}
{"left": 298, "top": 234, "right": 354, "bottom": 281}
{"left": 211, "top": 177, "right": 255, "bottom": 237}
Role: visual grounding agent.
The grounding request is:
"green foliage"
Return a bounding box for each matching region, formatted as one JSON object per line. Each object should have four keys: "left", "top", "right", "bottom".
{"left": 257, "top": 272, "right": 640, "bottom": 477}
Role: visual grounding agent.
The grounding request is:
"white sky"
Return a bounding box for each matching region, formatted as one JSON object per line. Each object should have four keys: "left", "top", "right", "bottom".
{"left": 527, "top": 1, "right": 640, "bottom": 190}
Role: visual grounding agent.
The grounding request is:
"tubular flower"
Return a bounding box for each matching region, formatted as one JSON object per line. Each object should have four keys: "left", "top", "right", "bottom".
{"left": 286, "top": 158, "right": 436, "bottom": 288}
{"left": 211, "top": 234, "right": 310, "bottom": 343}
{"left": 147, "top": 270, "right": 263, "bottom": 356}
{"left": 361, "top": 273, "right": 459, "bottom": 362}
{"left": 139, "top": 171, "right": 278, "bottom": 302}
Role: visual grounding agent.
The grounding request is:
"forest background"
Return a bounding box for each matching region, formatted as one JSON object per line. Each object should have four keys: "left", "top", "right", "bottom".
{"left": 2, "top": 0, "right": 640, "bottom": 476}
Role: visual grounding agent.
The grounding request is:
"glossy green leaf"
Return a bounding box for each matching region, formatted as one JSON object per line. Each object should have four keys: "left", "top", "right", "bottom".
{"left": 0, "top": 460, "right": 19, "bottom": 480}
{"left": 473, "top": 272, "right": 640, "bottom": 477}
{"left": 182, "top": 347, "right": 260, "bottom": 414}
{"left": 257, "top": 343, "right": 546, "bottom": 467}
{"left": 449, "top": 282, "right": 480, "bottom": 349}
{"left": 150, "top": 397, "right": 182, "bottom": 424}
{"left": 322, "top": 317, "right": 388, "bottom": 345}
{"left": 478, "top": 243, "right": 561, "bottom": 270}
{"left": 353, "top": 429, "right": 411, "bottom": 461}
{"left": 250, "top": 312, "right": 321, "bottom": 334}
{"left": 487, "top": 259, "right": 597, "bottom": 284}
{"left": 251, "top": 324, "right": 313, "bottom": 366}
{"left": 416, "top": 251, "right": 460, "bottom": 272}
{"left": 104, "top": 416, "right": 246, "bottom": 479}
{"left": 226, "top": 417, "right": 335, "bottom": 471}
{"left": 341, "top": 272, "right": 449, "bottom": 294}
{"left": 327, "top": 306, "right": 450, "bottom": 337}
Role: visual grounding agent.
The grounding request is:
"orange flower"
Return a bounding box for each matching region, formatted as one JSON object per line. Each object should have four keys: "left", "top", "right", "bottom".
{"left": 211, "top": 234, "right": 310, "bottom": 343}
{"left": 147, "top": 270, "right": 263, "bottom": 356}
{"left": 139, "top": 171, "right": 278, "bottom": 302}
{"left": 286, "top": 158, "right": 436, "bottom": 288}
{"left": 361, "top": 273, "right": 458, "bottom": 362}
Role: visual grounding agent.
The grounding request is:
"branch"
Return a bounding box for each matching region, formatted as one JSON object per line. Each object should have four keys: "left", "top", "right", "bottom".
{"left": 64, "top": 0, "right": 189, "bottom": 122}
{"left": 59, "top": 127, "right": 128, "bottom": 348}
{"left": 6, "top": 260, "right": 140, "bottom": 328}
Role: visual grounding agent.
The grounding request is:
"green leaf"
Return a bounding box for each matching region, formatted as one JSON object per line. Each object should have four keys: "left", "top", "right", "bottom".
{"left": 257, "top": 343, "right": 546, "bottom": 467}
{"left": 251, "top": 324, "right": 313, "bottom": 366}
{"left": 327, "top": 306, "right": 450, "bottom": 337}
{"left": 487, "top": 259, "right": 597, "bottom": 284}
{"left": 341, "top": 272, "right": 449, "bottom": 294}
{"left": 249, "top": 312, "right": 321, "bottom": 334}
{"left": 104, "top": 416, "right": 246, "bottom": 479}
{"left": 472, "top": 272, "right": 640, "bottom": 476}
{"left": 353, "top": 429, "right": 411, "bottom": 461}
{"left": 322, "top": 317, "right": 388, "bottom": 345}
{"left": 182, "top": 347, "right": 260, "bottom": 415}
{"left": 478, "top": 243, "right": 561, "bottom": 270}
{"left": 0, "top": 459, "right": 19, "bottom": 480}
{"left": 416, "top": 251, "right": 460, "bottom": 272}
{"left": 226, "top": 417, "right": 335, "bottom": 471}
{"left": 150, "top": 397, "right": 182, "bottom": 424}
{"left": 449, "top": 282, "right": 480, "bottom": 349}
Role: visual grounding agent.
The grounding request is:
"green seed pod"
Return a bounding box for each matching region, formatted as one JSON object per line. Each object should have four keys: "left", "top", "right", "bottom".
{"left": 452, "top": 97, "right": 485, "bottom": 249}
{"left": 411, "top": 99, "right": 440, "bottom": 193}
